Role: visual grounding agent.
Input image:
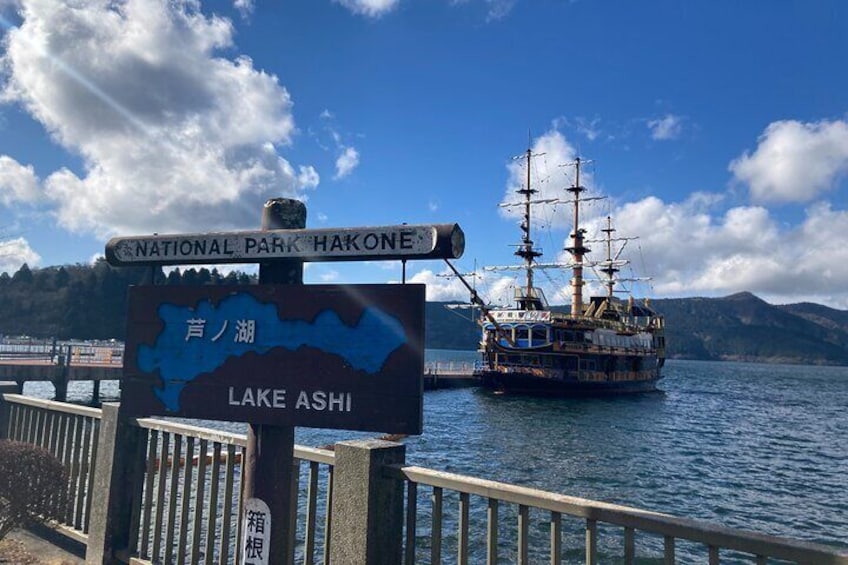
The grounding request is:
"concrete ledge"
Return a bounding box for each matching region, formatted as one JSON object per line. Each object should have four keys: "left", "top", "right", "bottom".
{"left": 3, "top": 524, "right": 86, "bottom": 564}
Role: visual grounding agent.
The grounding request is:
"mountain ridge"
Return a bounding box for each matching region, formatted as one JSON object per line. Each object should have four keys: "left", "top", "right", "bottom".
{"left": 2, "top": 262, "right": 847, "bottom": 366}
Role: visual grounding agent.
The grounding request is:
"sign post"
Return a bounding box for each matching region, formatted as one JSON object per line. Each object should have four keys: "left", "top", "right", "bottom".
{"left": 245, "top": 198, "right": 302, "bottom": 565}
{"left": 111, "top": 198, "right": 459, "bottom": 562}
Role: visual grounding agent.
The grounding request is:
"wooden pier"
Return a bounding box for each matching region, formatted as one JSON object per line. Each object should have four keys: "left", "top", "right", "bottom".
{"left": 0, "top": 340, "right": 480, "bottom": 400}
{"left": 0, "top": 341, "right": 122, "bottom": 401}
{"left": 423, "top": 361, "right": 479, "bottom": 389}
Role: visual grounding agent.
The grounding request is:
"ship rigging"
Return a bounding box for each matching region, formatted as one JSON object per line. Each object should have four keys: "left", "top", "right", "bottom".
{"left": 446, "top": 144, "right": 666, "bottom": 395}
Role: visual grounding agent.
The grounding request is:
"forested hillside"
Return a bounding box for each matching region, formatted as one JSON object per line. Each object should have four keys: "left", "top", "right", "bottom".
{"left": 4, "top": 262, "right": 848, "bottom": 366}
{"left": 654, "top": 292, "right": 848, "bottom": 365}
{"left": 0, "top": 261, "right": 254, "bottom": 340}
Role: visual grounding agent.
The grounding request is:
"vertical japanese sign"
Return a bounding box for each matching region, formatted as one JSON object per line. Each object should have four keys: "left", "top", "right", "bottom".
{"left": 242, "top": 498, "right": 271, "bottom": 565}
{"left": 122, "top": 283, "right": 424, "bottom": 434}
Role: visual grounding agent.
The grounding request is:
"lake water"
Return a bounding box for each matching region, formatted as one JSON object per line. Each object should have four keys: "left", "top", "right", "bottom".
{"left": 23, "top": 352, "right": 848, "bottom": 558}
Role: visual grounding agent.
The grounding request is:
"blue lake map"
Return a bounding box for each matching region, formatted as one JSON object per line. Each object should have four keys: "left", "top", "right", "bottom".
{"left": 136, "top": 292, "right": 408, "bottom": 412}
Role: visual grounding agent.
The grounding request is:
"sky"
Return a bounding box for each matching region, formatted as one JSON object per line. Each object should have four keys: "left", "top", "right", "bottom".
{"left": 0, "top": 0, "right": 847, "bottom": 308}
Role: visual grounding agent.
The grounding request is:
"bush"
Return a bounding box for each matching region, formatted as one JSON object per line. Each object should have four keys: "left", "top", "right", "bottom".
{"left": 0, "top": 440, "right": 68, "bottom": 540}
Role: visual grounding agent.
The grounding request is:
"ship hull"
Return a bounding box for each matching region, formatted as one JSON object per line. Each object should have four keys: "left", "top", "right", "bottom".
{"left": 475, "top": 342, "right": 664, "bottom": 396}
{"left": 477, "top": 369, "right": 662, "bottom": 396}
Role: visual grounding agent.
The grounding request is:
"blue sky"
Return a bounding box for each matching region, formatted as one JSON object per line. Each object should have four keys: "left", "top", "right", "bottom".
{"left": 1, "top": 0, "right": 848, "bottom": 307}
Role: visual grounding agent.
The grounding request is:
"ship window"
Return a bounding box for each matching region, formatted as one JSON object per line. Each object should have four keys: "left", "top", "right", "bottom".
{"left": 580, "top": 359, "right": 596, "bottom": 371}
{"left": 531, "top": 326, "right": 547, "bottom": 343}
{"left": 515, "top": 325, "right": 530, "bottom": 343}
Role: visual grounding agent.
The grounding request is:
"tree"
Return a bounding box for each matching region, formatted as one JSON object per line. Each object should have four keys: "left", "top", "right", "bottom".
{"left": 10, "top": 264, "right": 32, "bottom": 286}
{"left": 54, "top": 266, "right": 70, "bottom": 288}
{"left": 166, "top": 268, "right": 182, "bottom": 286}
{"left": 0, "top": 441, "right": 68, "bottom": 540}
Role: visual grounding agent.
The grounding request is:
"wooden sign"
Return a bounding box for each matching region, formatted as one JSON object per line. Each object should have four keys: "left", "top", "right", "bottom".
{"left": 121, "top": 284, "right": 424, "bottom": 434}
{"left": 105, "top": 223, "right": 464, "bottom": 266}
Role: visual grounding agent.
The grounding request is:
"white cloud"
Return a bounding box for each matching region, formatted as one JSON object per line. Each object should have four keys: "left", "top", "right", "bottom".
{"left": 729, "top": 119, "right": 848, "bottom": 204}
{"left": 647, "top": 114, "right": 683, "bottom": 140}
{"left": 334, "top": 146, "right": 360, "bottom": 179}
{"left": 334, "top": 0, "right": 399, "bottom": 18}
{"left": 298, "top": 165, "right": 321, "bottom": 189}
{"left": 484, "top": 0, "right": 516, "bottom": 21}
{"left": 0, "top": 156, "right": 40, "bottom": 205}
{"left": 1, "top": 0, "right": 316, "bottom": 238}
{"left": 233, "top": 0, "right": 254, "bottom": 18}
{"left": 499, "top": 128, "right": 597, "bottom": 231}
{"left": 574, "top": 116, "right": 602, "bottom": 141}
{"left": 407, "top": 268, "right": 470, "bottom": 301}
{"left": 478, "top": 123, "right": 848, "bottom": 308}
{"left": 319, "top": 269, "right": 340, "bottom": 282}
{"left": 485, "top": 126, "right": 848, "bottom": 308}
{"left": 544, "top": 192, "right": 848, "bottom": 308}
{"left": 0, "top": 237, "right": 40, "bottom": 274}
{"left": 316, "top": 110, "right": 361, "bottom": 180}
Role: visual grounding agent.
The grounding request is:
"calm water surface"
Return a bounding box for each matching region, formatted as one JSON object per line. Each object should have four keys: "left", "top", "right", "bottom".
{"left": 28, "top": 353, "right": 848, "bottom": 556}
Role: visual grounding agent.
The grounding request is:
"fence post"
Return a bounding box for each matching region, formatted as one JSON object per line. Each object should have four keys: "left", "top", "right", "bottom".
{"left": 0, "top": 382, "right": 20, "bottom": 439}
{"left": 86, "top": 403, "right": 147, "bottom": 564}
{"left": 329, "top": 439, "right": 406, "bottom": 565}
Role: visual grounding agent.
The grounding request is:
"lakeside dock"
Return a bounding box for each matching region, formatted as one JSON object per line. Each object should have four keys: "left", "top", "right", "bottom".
{"left": 0, "top": 340, "right": 481, "bottom": 399}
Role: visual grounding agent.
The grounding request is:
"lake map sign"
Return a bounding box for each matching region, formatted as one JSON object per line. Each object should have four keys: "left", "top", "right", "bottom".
{"left": 122, "top": 284, "right": 425, "bottom": 434}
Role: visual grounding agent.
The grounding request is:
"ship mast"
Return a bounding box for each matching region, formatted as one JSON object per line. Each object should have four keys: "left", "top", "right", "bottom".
{"left": 565, "top": 158, "right": 590, "bottom": 317}
{"left": 600, "top": 215, "right": 618, "bottom": 300}
{"left": 514, "top": 147, "right": 542, "bottom": 308}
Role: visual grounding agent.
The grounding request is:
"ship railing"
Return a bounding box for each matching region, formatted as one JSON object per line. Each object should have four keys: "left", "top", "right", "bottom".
{"left": 554, "top": 342, "right": 657, "bottom": 357}
{"left": 551, "top": 314, "right": 646, "bottom": 334}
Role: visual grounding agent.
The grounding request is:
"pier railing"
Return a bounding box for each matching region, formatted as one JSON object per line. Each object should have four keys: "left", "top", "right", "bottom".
{"left": 1, "top": 390, "right": 847, "bottom": 564}
{"left": 0, "top": 339, "right": 123, "bottom": 366}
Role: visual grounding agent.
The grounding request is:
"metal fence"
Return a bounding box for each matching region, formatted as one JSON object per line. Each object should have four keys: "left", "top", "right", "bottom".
{"left": 392, "top": 465, "right": 848, "bottom": 564}
{"left": 124, "top": 418, "right": 335, "bottom": 565}
{"left": 1, "top": 393, "right": 847, "bottom": 564}
{"left": 1, "top": 394, "right": 100, "bottom": 544}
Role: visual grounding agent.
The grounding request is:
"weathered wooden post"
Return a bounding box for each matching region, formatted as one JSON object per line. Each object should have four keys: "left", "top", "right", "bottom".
{"left": 52, "top": 344, "right": 70, "bottom": 401}
{"left": 241, "top": 197, "right": 305, "bottom": 563}
{"left": 92, "top": 379, "right": 101, "bottom": 404}
{"left": 0, "top": 381, "right": 21, "bottom": 439}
